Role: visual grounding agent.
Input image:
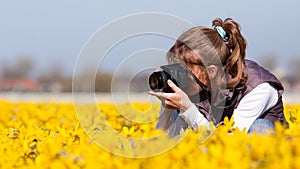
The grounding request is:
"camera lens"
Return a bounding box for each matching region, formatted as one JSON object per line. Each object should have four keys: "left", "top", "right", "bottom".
{"left": 149, "top": 71, "right": 168, "bottom": 91}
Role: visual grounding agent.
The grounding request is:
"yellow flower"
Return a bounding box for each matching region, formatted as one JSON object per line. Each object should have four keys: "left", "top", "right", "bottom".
{"left": 0, "top": 101, "right": 300, "bottom": 169}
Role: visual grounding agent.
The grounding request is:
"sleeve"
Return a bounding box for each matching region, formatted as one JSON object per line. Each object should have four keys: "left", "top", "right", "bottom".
{"left": 232, "top": 82, "right": 279, "bottom": 132}
{"left": 178, "top": 104, "right": 211, "bottom": 130}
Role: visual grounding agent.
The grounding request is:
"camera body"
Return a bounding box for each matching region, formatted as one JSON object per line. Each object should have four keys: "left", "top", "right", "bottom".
{"left": 149, "top": 64, "right": 190, "bottom": 93}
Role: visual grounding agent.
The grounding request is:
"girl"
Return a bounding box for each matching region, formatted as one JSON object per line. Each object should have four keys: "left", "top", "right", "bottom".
{"left": 148, "top": 18, "right": 286, "bottom": 137}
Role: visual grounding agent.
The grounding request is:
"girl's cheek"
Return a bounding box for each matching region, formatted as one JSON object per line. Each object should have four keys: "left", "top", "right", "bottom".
{"left": 186, "top": 84, "right": 200, "bottom": 96}
{"left": 186, "top": 77, "right": 203, "bottom": 95}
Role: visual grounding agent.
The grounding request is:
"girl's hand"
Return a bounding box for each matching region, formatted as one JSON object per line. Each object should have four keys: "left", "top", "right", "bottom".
{"left": 148, "top": 80, "right": 193, "bottom": 112}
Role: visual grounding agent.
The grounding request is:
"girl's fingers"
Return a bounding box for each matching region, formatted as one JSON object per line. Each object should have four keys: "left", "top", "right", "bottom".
{"left": 148, "top": 90, "right": 167, "bottom": 99}
{"left": 167, "top": 80, "right": 180, "bottom": 92}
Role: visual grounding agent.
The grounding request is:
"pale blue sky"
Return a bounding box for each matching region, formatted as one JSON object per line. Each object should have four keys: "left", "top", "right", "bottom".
{"left": 1, "top": 0, "right": 299, "bottom": 76}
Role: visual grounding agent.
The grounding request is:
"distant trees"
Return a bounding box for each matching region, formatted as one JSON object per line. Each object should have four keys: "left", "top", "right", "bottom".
{"left": 290, "top": 57, "right": 300, "bottom": 81}
{"left": 37, "top": 65, "right": 72, "bottom": 92}
{"left": 72, "top": 71, "right": 112, "bottom": 92}
{"left": 1, "top": 55, "right": 300, "bottom": 92}
{"left": 287, "top": 57, "right": 300, "bottom": 89}
{"left": 1, "top": 56, "right": 34, "bottom": 78}
{"left": 259, "top": 54, "right": 300, "bottom": 90}
{"left": 95, "top": 72, "right": 112, "bottom": 92}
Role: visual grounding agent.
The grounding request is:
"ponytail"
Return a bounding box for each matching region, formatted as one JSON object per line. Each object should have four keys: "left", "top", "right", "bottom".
{"left": 212, "top": 18, "right": 247, "bottom": 89}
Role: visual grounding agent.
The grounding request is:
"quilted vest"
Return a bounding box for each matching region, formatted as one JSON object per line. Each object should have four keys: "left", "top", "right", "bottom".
{"left": 192, "top": 59, "right": 286, "bottom": 126}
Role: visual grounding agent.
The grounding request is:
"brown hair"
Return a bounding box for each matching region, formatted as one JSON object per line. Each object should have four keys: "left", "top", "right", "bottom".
{"left": 167, "top": 18, "right": 247, "bottom": 90}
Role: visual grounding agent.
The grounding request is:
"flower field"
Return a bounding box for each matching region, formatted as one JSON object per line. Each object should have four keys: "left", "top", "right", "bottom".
{"left": 1, "top": 100, "right": 300, "bottom": 169}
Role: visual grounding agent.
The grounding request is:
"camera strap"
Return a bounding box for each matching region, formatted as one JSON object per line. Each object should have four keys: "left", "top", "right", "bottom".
{"left": 189, "top": 71, "right": 208, "bottom": 91}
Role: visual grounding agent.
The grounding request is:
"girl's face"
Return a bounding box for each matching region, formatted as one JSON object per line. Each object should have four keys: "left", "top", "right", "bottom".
{"left": 180, "top": 51, "right": 210, "bottom": 94}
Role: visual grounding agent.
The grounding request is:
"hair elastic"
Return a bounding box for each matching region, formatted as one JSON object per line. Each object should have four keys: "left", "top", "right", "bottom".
{"left": 215, "top": 26, "right": 228, "bottom": 42}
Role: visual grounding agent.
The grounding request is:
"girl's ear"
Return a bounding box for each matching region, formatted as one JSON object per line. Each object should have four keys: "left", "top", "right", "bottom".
{"left": 207, "top": 65, "right": 218, "bottom": 79}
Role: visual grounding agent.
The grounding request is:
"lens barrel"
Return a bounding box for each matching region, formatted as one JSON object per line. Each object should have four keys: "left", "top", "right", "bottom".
{"left": 149, "top": 71, "right": 170, "bottom": 92}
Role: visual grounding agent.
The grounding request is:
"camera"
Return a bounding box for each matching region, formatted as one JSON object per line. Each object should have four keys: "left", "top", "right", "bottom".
{"left": 149, "top": 64, "right": 190, "bottom": 93}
